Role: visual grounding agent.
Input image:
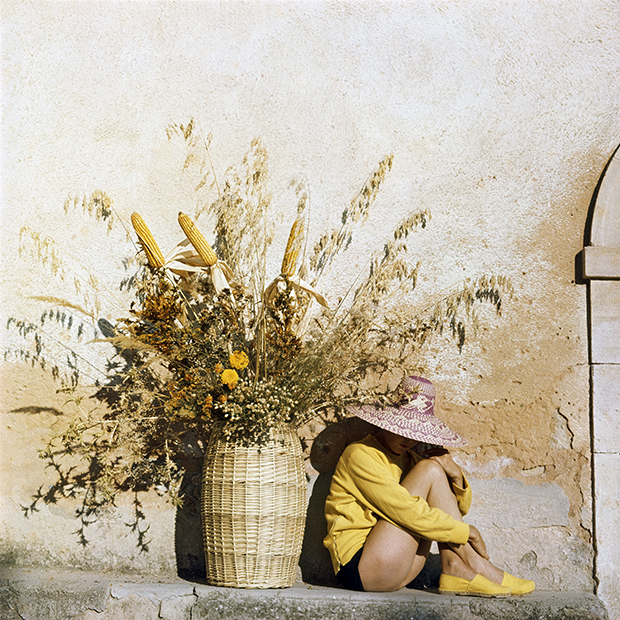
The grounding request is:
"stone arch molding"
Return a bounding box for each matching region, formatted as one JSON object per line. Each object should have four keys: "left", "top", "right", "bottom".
{"left": 582, "top": 143, "right": 620, "bottom": 618}
{"left": 585, "top": 144, "right": 620, "bottom": 275}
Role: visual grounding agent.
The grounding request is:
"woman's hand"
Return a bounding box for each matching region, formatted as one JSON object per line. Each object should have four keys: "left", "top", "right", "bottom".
{"left": 466, "top": 524, "right": 490, "bottom": 559}
{"left": 424, "top": 448, "right": 464, "bottom": 488}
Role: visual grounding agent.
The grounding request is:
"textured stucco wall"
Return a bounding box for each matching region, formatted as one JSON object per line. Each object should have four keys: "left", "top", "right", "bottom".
{"left": 1, "top": 0, "right": 619, "bottom": 611}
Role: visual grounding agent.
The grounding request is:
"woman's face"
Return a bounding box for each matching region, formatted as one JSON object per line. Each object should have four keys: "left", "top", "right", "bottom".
{"left": 375, "top": 429, "right": 417, "bottom": 455}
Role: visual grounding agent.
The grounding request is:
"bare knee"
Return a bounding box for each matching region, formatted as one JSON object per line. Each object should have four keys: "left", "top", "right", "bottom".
{"left": 401, "top": 458, "right": 447, "bottom": 495}
{"left": 360, "top": 553, "right": 398, "bottom": 590}
{"left": 359, "top": 552, "right": 419, "bottom": 592}
{"left": 413, "top": 457, "right": 446, "bottom": 479}
{"left": 359, "top": 529, "right": 430, "bottom": 592}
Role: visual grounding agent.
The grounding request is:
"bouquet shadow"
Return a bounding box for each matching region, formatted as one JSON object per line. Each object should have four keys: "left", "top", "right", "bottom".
{"left": 175, "top": 466, "right": 207, "bottom": 581}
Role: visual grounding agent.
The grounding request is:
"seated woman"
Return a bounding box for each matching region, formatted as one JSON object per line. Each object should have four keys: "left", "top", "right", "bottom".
{"left": 323, "top": 375, "right": 535, "bottom": 596}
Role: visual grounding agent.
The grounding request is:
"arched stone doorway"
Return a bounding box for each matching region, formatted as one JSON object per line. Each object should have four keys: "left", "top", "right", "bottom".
{"left": 582, "top": 143, "right": 620, "bottom": 617}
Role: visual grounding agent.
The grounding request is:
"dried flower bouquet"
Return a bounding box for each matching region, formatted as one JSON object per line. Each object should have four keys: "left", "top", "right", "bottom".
{"left": 9, "top": 121, "right": 512, "bottom": 513}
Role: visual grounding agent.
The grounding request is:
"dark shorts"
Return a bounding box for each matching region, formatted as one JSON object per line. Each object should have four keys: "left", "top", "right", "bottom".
{"left": 336, "top": 546, "right": 365, "bottom": 591}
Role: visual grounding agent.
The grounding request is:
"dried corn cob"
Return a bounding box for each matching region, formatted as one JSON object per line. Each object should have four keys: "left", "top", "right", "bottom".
{"left": 281, "top": 219, "right": 304, "bottom": 276}
{"left": 178, "top": 212, "right": 217, "bottom": 266}
{"left": 130, "top": 212, "right": 165, "bottom": 269}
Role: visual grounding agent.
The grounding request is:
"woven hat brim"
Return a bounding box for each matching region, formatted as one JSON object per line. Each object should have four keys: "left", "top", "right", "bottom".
{"left": 346, "top": 403, "right": 468, "bottom": 448}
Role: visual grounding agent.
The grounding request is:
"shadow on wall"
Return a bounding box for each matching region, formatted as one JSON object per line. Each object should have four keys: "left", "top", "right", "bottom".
{"left": 175, "top": 465, "right": 206, "bottom": 581}
{"left": 299, "top": 418, "right": 441, "bottom": 590}
{"left": 299, "top": 471, "right": 340, "bottom": 586}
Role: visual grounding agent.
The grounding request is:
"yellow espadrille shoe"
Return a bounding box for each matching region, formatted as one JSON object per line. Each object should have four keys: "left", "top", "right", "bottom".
{"left": 501, "top": 571, "right": 535, "bottom": 595}
{"left": 438, "top": 573, "right": 511, "bottom": 597}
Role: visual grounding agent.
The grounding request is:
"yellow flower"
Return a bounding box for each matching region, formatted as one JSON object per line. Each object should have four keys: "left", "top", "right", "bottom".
{"left": 220, "top": 369, "right": 239, "bottom": 389}
{"left": 214, "top": 363, "right": 224, "bottom": 374}
{"left": 229, "top": 350, "right": 249, "bottom": 370}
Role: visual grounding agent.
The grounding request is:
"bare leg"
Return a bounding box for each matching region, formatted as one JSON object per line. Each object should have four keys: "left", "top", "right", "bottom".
{"left": 359, "top": 458, "right": 503, "bottom": 591}
{"left": 418, "top": 459, "right": 504, "bottom": 584}
{"left": 358, "top": 518, "right": 433, "bottom": 591}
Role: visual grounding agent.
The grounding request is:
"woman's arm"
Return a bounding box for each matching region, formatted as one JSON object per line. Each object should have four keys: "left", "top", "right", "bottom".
{"left": 342, "top": 443, "right": 470, "bottom": 545}
{"left": 465, "top": 524, "right": 490, "bottom": 559}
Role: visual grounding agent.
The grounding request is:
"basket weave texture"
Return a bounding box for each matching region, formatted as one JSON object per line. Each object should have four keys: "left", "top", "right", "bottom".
{"left": 201, "top": 423, "right": 307, "bottom": 588}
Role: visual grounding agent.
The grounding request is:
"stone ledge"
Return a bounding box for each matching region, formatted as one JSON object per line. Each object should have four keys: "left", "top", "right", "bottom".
{"left": 0, "top": 567, "right": 609, "bottom": 620}
{"left": 583, "top": 246, "right": 620, "bottom": 280}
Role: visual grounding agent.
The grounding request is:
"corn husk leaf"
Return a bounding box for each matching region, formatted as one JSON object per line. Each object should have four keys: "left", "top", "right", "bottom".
{"left": 164, "top": 238, "right": 237, "bottom": 293}
{"left": 264, "top": 273, "right": 329, "bottom": 308}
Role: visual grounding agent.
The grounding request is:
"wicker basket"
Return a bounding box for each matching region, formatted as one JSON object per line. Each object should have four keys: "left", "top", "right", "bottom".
{"left": 201, "top": 423, "right": 307, "bottom": 588}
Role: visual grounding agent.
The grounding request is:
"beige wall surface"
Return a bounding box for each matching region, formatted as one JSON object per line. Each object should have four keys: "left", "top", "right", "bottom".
{"left": 1, "top": 0, "right": 619, "bottom": 608}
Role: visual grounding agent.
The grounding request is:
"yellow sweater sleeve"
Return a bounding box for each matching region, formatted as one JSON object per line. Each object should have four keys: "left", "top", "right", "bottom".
{"left": 324, "top": 436, "right": 470, "bottom": 573}
{"left": 451, "top": 476, "right": 472, "bottom": 517}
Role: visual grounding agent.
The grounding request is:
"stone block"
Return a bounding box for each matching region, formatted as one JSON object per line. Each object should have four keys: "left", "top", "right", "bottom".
{"left": 592, "top": 366, "right": 620, "bottom": 453}
{"left": 0, "top": 569, "right": 109, "bottom": 620}
{"left": 583, "top": 247, "right": 620, "bottom": 279}
{"left": 593, "top": 453, "right": 620, "bottom": 619}
{"left": 110, "top": 581, "right": 195, "bottom": 604}
{"left": 590, "top": 281, "right": 620, "bottom": 364}
{"left": 464, "top": 478, "right": 594, "bottom": 591}
{"left": 82, "top": 593, "right": 159, "bottom": 620}
{"left": 467, "top": 478, "right": 570, "bottom": 531}
{"left": 159, "top": 594, "right": 198, "bottom": 620}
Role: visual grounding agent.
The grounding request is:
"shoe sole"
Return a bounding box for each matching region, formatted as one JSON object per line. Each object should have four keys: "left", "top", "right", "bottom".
{"left": 438, "top": 589, "right": 511, "bottom": 598}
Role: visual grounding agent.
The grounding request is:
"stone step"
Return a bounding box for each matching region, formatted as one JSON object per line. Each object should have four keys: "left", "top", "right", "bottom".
{"left": 0, "top": 567, "right": 609, "bottom": 620}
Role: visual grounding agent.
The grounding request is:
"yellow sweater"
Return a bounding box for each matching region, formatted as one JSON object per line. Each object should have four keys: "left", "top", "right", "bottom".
{"left": 323, "top": 434, "right": 472, "bottom": 574}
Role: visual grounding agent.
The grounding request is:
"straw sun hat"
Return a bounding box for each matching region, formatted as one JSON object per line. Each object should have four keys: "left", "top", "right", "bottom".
{"left": 345, "top": 376, "right": 467, "bottom": 448}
